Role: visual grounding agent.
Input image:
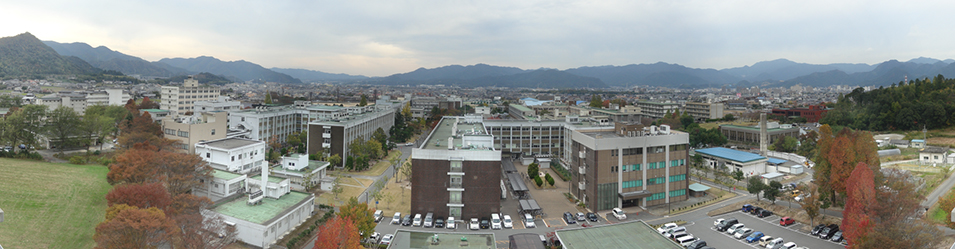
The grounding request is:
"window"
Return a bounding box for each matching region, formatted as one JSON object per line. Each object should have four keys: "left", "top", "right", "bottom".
{"left": 450, "top": 176, "right": 462, "bottom": 188}
{"left": 647, "top": 192, "right": 665, "bottom": 201}
{"left": 670, "top": 189, "right": 686, "bottom": 197}
{"left": 178, "top": 131, "right": 189, "bottom": 137}
{"left": 231, "top": 156, "right": 235, "bottom": 162}
{"left": 647, "top": 177, "right": 666, "bottom": 185}
{"left": 449, "top": 191, "right": 462, "bottom": 203}
{"left": 206, "top": 153, "right": 210, "bottom": 158}
{"left": 211, "top": 129, "right": 216, "bottom": 135}
{"left": 669, "top": 174, "right": 686, "bottom": 182}
{"left": 670, "top": 159, "right": 685, "bottom": 167}
{"left": 450, "top": 161, "right": 463, "bottom": 172}
{"left": 632, "top": 164, "right": 641, "bottom": 171}
{"left": 622, "top": 180, "right": 642, "bottom": 188}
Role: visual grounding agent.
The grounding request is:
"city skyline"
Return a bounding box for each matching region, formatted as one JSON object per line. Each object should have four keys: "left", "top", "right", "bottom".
{"left": 2, "top": 1, "right": 953, "bottom": 77}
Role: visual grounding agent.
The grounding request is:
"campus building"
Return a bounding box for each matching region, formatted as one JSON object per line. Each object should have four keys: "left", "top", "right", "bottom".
{"left": 228, "top": 105, "right": 309, "bottom": 145}
{"left": 719, "top": 123, "right": 800, "bottom": 147}
{"left": 410, "top": 115, "right": 501, "bottom": 220}
{"left": 194, "top": 137, "right": 267, "bottom": 174}
{"left": 694, "top": 147, "right": 768, "bottom": 177}
{"left": 569, "top": 123, "right": 690, "bottom": 211}
{"left": 684, "top": 102, "right": 724, "bottom": 121}
{"left": 160, "top": 76, "right": 221, "bottom": 116}
{"left": 771, "top": 104, "right": 829, "bottom": 123}
{"left": 636, "top": 101, "right": 680, "bottom": 119}
{"left": 306, "top": 105, "right": 395, "bottom": 167}
{"left": 162, "top": 111, "right": 228, "bottom": 152}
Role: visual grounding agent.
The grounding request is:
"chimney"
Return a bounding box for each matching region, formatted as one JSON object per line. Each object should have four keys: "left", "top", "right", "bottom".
{"left": 760, "top": 113, "right": 768, "bottom": 156}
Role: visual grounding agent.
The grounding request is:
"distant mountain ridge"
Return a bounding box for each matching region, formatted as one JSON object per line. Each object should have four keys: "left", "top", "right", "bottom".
{"left": 370, "top": 64, "right": 606, "bottom": 88}
{"left": 565, "top": 62, "right": 740, "bottom": 88}
{"left": 270, "top": 67, "right": 367, "bottom": 82}
{"left": 776, "top": 59, "right": 955, "bottom": 87}
{"left": 0, "top": 33, "right": 100, "bottom": 77}
{"left": 159, "top": 56, "right": 301, "bottom": 84}
{"left": 43, "top": 41, "right": 189, "bottom": 77}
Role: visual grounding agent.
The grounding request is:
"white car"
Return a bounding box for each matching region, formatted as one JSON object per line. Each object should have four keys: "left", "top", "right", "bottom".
{"left": 380, "top": 234, "right": 394, "bottom": 245}
{"left": 611, "top": 208, "right": 627, "bottom": 220}
{"left": 713, "top": 218, "right": 725, "bottom": 227}
{"left": 524, "top": 213, "right": 536, "bottom": 228}
{"left": 657, "top": 223, "right": 678, "bottom": 234}
{"left": 391, "top": 212, "right": 401, "bottom": 225}
{"left": 446, "top": 217, "right": 456, "bottom": 229}
{"left": 503, "top": 215, "right": 513, "bottom": 229}
{"left": 469, "top": 218, "right": 480, "bottom": 230}
{"left": 726, "top": 223, "right": 745, "bottom": 234}
{"left": 734, "top": 228, "right": 754, "bottom": 239}
{"left": 373, "top": 210, "right": 383, "bottom": 222}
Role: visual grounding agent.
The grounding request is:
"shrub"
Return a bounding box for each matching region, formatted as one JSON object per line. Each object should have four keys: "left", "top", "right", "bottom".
{"left": 545, "top": 173, "right": 555, "bottom": 186}
{"left": 69, "top": 156, "right": 85, "bottom": 165}
{"left": 527, "top": 163, "right": 539, "bottom": 177}
{"left": 93, "top": 150, "right": 101, "bottom": 155}
{"left": 534, "top": 175, "right": 543, "bottom": 187}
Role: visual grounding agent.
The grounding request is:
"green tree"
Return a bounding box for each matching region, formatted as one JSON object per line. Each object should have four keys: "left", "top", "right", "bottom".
{"left": 81, "top": 111, "right": 115, "bottom": 152}
{"left": 545, "top": 173, "right": 555, "bottom": 186}
{"left": 533, "top": 175, "right": 543, "bottom": 187}
{"left": 332, "top": 176, "right": 344, "bottom": 200}
{"left": 747, "top": 177, "right": 767, "bottom": 200}
{"left": 527, "top": 163, "right": 539, "bottom": 178}
{"left": 5, "top": 105, "right": 47, "bottom": 151}
{"left": 45, "top": 106, "right": 82, "bottom": 152}
{"left": 264, "top": 91, "right": 273, "bottom": 104}
{"left": 359, "top": 94, "right": 368, "bottom": 107}
{"left": 327, "top": 154, "right": 342, "bottom": 168}
{"left": 589, "top": 95, "right": 603, "bottom": 108}
{"left": 723, "top": 114, "right": 735, "bottom": 121}
{"left": 339, "top": 197, "right": 376, "bottom": 240}
{"left": 732, "top": 169, "right": 744, "bottom": 185}
{"left": 771, "top": 136, "right": 799, "bottom": 153}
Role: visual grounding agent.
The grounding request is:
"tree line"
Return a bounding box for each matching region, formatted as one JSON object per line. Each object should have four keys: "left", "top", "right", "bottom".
{"left": 821, "top": 74, "right": 955, "bottom": 131}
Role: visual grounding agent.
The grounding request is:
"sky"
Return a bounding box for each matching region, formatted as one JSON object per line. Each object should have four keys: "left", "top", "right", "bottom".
{"left": 2, "top": 0, "right": 953, "bottom": 77}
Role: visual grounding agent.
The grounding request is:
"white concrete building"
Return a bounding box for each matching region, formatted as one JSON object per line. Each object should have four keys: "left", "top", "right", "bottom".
{"left": 160, "top": 76, "right": 221, "bottom": 116}
{"left": 695, "top": 147, "right": 769, "bottom": 178}
{"left": 194, "top": 96, "right": 242, "bottom": 113}
{"left": 195, "top": 169, "right": 247, "bottom": 202}
{"left": 195, "top": 137, "right": 267, "bottom": 174}
{"left": 920, "top": 146, "right": 949, "bottom": 164}
{"left": 271, "top": 154, "right": 330, "bottom": 191}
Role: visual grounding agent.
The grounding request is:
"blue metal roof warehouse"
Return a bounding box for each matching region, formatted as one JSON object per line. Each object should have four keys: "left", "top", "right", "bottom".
{"left": 695, "top": 147, "right": 766, "bottom": 163}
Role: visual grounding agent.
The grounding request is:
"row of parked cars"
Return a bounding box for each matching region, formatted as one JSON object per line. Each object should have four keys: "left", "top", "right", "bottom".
{"left": 810, "top": 223, "right": 843, "bottom": 243}
{"left": 562, "top": 212, "right": 599, "bottom": 224}
{"left": 714, "top": 217, "right": 805, "bottom": 249}
{"left": 657, "top": 223, "right": 712, "bottom": 249}
{"left": 384, "top": 210, "right": 537, "bottom": 230}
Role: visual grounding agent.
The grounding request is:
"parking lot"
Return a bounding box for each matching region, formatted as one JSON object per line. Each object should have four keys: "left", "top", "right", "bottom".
{"left": 682, "top": 209, "right": 845, "bottom": 249}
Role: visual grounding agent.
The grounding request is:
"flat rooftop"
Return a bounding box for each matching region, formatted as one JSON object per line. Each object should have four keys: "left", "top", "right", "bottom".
{"left": 249, "top": 175, "right": 286, "bottom": 183}
{"left": 199, "top": 137, "right": 263, "bottom": 150}
{"left": 388, "top": 230, "right": 496, "bottom": 249}
{"left": 719, "top": 124, "right": 798, "bottom": 132}
{"left": 211, "top": 169, "right": 244, "bottom": 181}
{"left": 213, "top": 191, "right": 311, "bottom": 224}
{"left": 555, "top": 220, "right": 683, "bottom": 249}
{"left": 696, "top": 147, "right": 766, "bottom": 163}
{"left": 421, "top": 117, "right": 490, "bottom": 150}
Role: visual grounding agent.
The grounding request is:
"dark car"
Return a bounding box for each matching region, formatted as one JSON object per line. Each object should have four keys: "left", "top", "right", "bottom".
{"left": 820, "top": 224, "right": 840, "bottom": 239}
{"left": 434, "top": 217, "right": 445, "bottom": 228}
{"left": 586, "top": 212, "right": 598, "bottom": 222}
{"left": 687, "top": 240, "right": 707, "bottom": 249}
{"left": 480, "top": 218, "right": 490, "bottom": 229}
{"left": 757, "top": 209, "right": 773, "bottom": 218}
{"left": 830, "top": 231, "right": 844, "bottom": 242}
{"left": 810, "top": 224, "right": 827, "bottom": 236}
{"left": 742, "top": 204, "right": 755, "bottom": 213}
{"left": 563, "top": 212, "right": 577, "bottom": 224}
{"left": 401, "top": 214, "right": 412, "bottom": 226}
{"left": 717, "top": 218, "right": 738, "bottom": 232}
{"left": 751, "top": 207, "right": 763, "bottom": 215}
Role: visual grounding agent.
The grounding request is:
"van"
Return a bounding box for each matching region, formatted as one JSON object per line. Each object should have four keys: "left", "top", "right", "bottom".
{"left": 675, "top": 235, "right": 696, "bottom": 247}
{"left": 524, "top": 213, "right": 536, "bottom": 228}
{"left": 758, "top": 236, "right": 775, "bottom": 247}
{"left": 491, "top": 213, "right": 502, "bottom": 230}
{"left": 765, "top": 238, "right": 784, "bottom": 248}
{"left": 412, "top": 213, "right": 423, "bottom": 227}
{"left": 423, "top": 213, "right": 434, "bottom": 228}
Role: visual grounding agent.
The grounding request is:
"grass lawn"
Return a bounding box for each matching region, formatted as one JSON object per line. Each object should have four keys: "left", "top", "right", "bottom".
{"left": 370, "top": 178, "right": 412, "bottom": 217}
{"left": 349, "top": 150, "right": 402, "bottom": 177}
{"left": 0, "top": 158, "right": 112, "bottom": 248}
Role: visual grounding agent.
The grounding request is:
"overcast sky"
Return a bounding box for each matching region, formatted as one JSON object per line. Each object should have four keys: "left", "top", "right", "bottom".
{"left": 2, "top": 0, "right": 952, "bottom": 77}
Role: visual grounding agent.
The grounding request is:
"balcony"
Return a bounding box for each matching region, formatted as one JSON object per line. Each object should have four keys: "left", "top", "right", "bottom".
{"left": 322, "top": 133, "right": 331, "bottom": 138}
{"left": 578, "top": 166, "right": 586, "bottom": 174}
{"left": 579, "top": 151, "right": 586, "bottom": 159}
{"left": 578, "top": 181, "right": 586, "bottom": 190}
{"left": 450, "top": 182, "right": 462, "bottom": 188}
{"left": 322, "top": 143, "right": 331, "bottom": 148}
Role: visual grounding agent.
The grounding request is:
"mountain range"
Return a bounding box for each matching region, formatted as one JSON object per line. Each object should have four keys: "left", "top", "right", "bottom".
{"left": 5, "top": 32, "right": 955, "bottom": 88}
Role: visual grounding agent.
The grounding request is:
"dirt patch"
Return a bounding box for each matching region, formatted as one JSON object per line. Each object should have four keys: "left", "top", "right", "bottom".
{"left": 927, "top": 137, "right": 955, "bottom": 147}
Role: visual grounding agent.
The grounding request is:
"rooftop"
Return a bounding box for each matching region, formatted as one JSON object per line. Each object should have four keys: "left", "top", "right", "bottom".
{"left": 767, "top": 158, "right": 787, "bottom": 165}
{"left": 696, "top": 147, "right": 767, "bottom": 163}
{"left": 212, "top": 191, "right": 311, "bottom": 224}
{"left": 198, "top": 137, "right": 264, "bottom": 150}
{"left": 421, "top": 117, "right": 491, "bottom": 150}
{"left": 211, "top": 169, "right": 244, "bottom": 181}
{"left": 249, "top": 175, "right": 286, "bottom": 183}
{"left": 388, "top": 229, "right": 496, "bottom": 249}
{"left": 719, "top": 124, "right": 798, "bottom": 132}
{"left": 509, "top": 104, "right": 534, "bottom": 113}
{"left": 555, "top": 220, "right": 683, "bottom": 249}
{"left": 140, "top": 109, "right": 169, "bottom": 113}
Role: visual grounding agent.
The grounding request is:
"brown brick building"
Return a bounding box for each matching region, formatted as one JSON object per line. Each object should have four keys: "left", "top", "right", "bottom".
{"left": 569, "top": 122, "right": 690, "bottom": 211}
{"left": 410, "top": 116, "right": 501, "bottom": 220}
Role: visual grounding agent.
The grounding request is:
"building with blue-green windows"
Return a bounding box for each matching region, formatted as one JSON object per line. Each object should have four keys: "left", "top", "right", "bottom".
{"left": 569, "top": 122, "right": 690, "bottom": 211}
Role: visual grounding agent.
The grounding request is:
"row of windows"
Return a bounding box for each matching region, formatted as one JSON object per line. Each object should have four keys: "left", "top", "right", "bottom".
{"left": 669, "top": 174, "right": 686, "bottom": 182}
{"left": 647, "top": 161, "right": 665, "bottom": 169}
{"left": 647, "top": 177, "right": 665, "bottom": 185}
{"left": 670, "top": 159, "right": 686, "bottom": 167}
{"left": 647, "top": 192, "right": 666, "bottom": 201}
{"left": 670, "top": 189, "right": 686, "bottom": 197}
{"left": 622, "top": 180, "right": 642, "bottom": 188}
{"left": 622, "top": 164, "right": 640, "bottom": 172}
{"left": 497, "top": 136, "right": 564, "bottom": 140}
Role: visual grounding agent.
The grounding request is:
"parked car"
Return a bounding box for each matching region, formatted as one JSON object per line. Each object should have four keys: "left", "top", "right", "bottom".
{"left": 779, "top": 217, "right": 794, "bottom": 226}
{"left": 480, "top": 218, "right": 490, "bottom": 229}
{"left": 391, "top": 212, "right": 401, "bottom": 224}
{"left": 765, "top": 238, "right": 785, "bottom": 249}
{"left": 779, "top": 242, "right": 797, "bottom": 249}
{"left": 374, "top": 210, "right": 383, "bottom": 222}
{"left": 726, "top": 223, "right": 745, "bottom": 234}
{"left": 745, "top": 232, "right": 765, "bottom": 243}
{"left": 503, "top": 215, "right": 513, "bottom": 229}
{"left": 757, "top": 209, "right": 773, "bottom": 218}
{"left": 819, "top": 224, "right": 839, "bottom": 239}
{"left": 687, "top": 240, "right": 707, "bottom": 249}
{"left": 670, "top": 231, "right": 690, "bottom": 240}
{"left": 491, "top": 213, "right": 502, "bottom": 230}
{"left": 446, "top": 217, "right": 456, "bottom": 229}
{"left": 380, "top": 234, "right": 394, "bottom": 245}
{"left": 576, "top": 212, "right": 586, "bottom": 221}
{"left": 734, "top": 228, "right": 754, "bottom": 239}
{"left": 758, "top": 236, "right": 775, "bottom": 247}
{"left": 742, "top": 204, "right": 755, "bottom": 213}
{"left": 810, "top": 224, "right": 827, "bottom": 235}
{"left": 369, "top": 232, "right": 381, "bottom": 244}
{"left": 524, "top": 213, "right": 536, "bottom": 228}
{"left": 657, "top": 223, "right": 678, "bottom": 234}
{"left": 434, "top": 217, "right": 445, "bottom": 228}
{"left": 401, "top": 214, "right": 412, "bottom": 226}
{"left": 830, "top": 231, "right": 844, "bottom": 242}
{"left": 586, "top": 212, "right": 598, "bottom": 222}
{"left": 713, "top": 218, "right": 725, "bottom": 227}
{"left": 469, "top": 218, "right": 480, "bottom": 230}
{"left": 663, "top": 227, "right": 686, "bottom": 238}
{"left": 676, "top": 235, "right": 697, "bottom": 247}
{"left": 412, "top": 213, "right": 423, "bottom": 227}
{"left": 611, "top": 208, "right": 627, "bottom": 220}
{"left": 717, "top": 218, "right": 739, "bottom": 232}
{"left": 751, "top": 207, "right": 764, "bottom": 215}
{"left": 423, "top": 213, "right": 434, "bottom": 228}
{"left": 563, "top": 212, "right": 577, "bottom": 224}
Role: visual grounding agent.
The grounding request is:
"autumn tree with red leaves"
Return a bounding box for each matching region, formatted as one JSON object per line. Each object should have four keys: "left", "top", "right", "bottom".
{"left": 813, "top": 125, "right": 880, "bottom": 206}
{"left": 94, "top": 205, "right": 176, "bottom": 249}
{"left": 107, "top": 142, "right": 211, "bottom": 195}
{"left": 106, "top": 182, "right": 172, "bottom": 209}
{"left": 314, "top": 216, "right": 361, "bottom": 249}
{"left": 139, "top": 96, "right": 160, "bottom": 110}
{"left": 842, "top": 162, "right": 875, "bottom": 248}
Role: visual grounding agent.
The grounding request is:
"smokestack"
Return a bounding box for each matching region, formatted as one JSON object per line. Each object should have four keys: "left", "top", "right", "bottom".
{"left": 760, "top": 113, "right": 768, "bottom": 156}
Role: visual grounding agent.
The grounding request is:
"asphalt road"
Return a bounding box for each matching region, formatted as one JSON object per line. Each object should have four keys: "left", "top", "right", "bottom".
{"left": 694, "top": 211, "right": 845, "bottom": 249}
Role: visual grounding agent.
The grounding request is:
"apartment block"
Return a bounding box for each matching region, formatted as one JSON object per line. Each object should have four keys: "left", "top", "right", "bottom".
{"left": 569, "top": 122, "right": 690, "bottom": 211}
{"left": 684, "top": 102, "right": 724, "bottom": 120}
{"left": 306, "top": 105, "right": 395, "bottom": 167}
{"left": 636, "top": 101, "right": 680, "bottom": 119}
{"left": 160, "top": 76, "right": 221, "bottom": 116}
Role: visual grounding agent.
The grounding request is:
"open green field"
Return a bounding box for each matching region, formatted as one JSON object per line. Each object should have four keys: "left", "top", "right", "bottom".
{"left": 0, "top": 158, "right": 111, "bottom": 248}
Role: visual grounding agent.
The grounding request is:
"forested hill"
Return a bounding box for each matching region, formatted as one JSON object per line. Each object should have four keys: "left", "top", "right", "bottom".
{"left": 820, "top": 74, "right": 955, "bottom": 131}
{"left": 0, "top": 32, "right": 101, "bottom": 78}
